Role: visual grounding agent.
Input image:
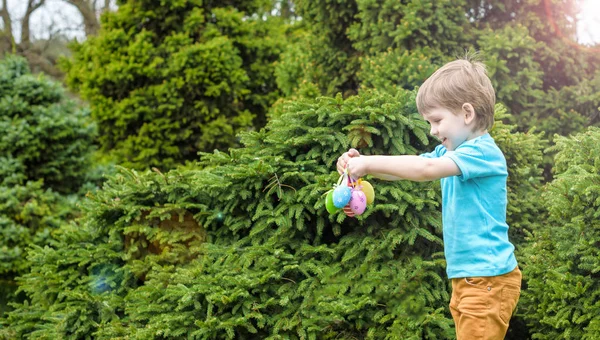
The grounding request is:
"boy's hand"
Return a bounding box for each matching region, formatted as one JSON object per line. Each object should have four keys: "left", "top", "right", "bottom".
{"left": 337, "top": 148, "right": 360, "bottom": 175}
{"left": 346, "top": 156, "right": 370, "bottom": 178}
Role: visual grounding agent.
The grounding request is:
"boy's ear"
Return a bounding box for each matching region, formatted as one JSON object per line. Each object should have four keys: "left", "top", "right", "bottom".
{"left": 462, "top": 103, "right": 476, "bottom": 125}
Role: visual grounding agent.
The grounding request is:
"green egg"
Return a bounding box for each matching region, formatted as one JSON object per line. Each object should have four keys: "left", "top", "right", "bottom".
{"left": 325, "top": 190, "right": 338, "bottom": 214}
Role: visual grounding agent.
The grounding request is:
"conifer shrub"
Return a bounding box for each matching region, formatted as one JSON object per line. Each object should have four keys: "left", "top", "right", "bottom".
{"left": 3, "top": 89, "right": 542, "bottom": 339}
{"left": 520, "top": 127, "right": 600, "bottom": 339}
{"left": 476, "top": 24, "right": 545, "bottom": 124}
{"left": 357, "top": 48, "right": 447, "bottom": 94}
{"left": 62, "top": 0, "right": 286, "bottom": 170}
{"left": 490, "top": 108, "right": 545, "bottom": 248}
{"left": 286, "top": 0, "right": 361, "bottom": 97}
{"left": 348, "top": 0, "right": 469, "bottom": 55}
{"left": 0, "top": 56, "right": 95, "bottom": 194}
{"left": 280, "top": 0, "right": 469, "bottom": 97}
{"left": 0, "top": 55, "right": 95, "bottom": 317}
{"left": 532, "top": 71, "right": 600, "bottom": 139}
{"left": 0, "top": 179, "right": 72, "bottom": 317}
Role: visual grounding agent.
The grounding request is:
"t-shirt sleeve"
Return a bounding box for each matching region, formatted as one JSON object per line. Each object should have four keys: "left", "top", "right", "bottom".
{"left": 419, "top": 145, "right": 445, "bottom": 159}
{"left": 445, "top": 143, "right": 505, "bottom": 180}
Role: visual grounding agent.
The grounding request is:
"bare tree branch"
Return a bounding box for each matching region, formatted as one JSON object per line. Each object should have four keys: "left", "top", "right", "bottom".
{"left": 22, "top": 0, "right": 47, "bottom": 47}
{"left": 0, "top": 0, "right": 15, "bottom": 51}
{"left": 0, "top": 0, "right": 117, "bottom": 78}
{"left": 62, "top": 0, "right": 100, "bottom": 36}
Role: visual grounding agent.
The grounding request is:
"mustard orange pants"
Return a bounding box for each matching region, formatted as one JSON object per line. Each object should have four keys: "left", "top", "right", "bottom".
{"left": 449, "top": 266, "right": 522, "bottom": 340}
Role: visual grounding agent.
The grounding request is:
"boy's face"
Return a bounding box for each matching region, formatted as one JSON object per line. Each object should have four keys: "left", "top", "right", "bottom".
{"left": 422, "top": 106, "right": 475, "bottom": 151}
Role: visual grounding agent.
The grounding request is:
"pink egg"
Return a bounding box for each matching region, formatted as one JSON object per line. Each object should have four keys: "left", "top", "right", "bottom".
{"left": 349, "top": 190, "right": 367, "bottom": 215}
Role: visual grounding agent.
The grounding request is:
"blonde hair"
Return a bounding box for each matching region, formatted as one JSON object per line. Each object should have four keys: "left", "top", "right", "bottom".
{"left": 416, "top": 54, "right": 496, "bottom": 131}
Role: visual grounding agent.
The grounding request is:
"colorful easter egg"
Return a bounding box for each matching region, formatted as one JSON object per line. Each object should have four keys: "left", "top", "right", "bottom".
{"left": 360, "top": 180, "right": 375, "bottom": 205}
{"left": 332, "top": 185, "right": 352, "bottom": 208}
{"left": 325, "top": 191, "right": 338, "bottom": 214}
{"left": 349, "top": 190, "right": 367, "bottom": 215}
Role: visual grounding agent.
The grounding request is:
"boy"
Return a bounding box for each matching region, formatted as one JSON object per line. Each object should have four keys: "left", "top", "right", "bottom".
{"left": 336, "top": 56, "right": 521, "bottom": 339}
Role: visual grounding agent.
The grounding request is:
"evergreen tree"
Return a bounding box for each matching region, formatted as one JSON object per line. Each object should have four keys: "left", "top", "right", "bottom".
{"left": 490, "top": 107, "right": 545, "bottom": 248}
{"left": 0, "top": 56, "right": 96, "bottom": 194}
{"left": 2, "top": 88, "right": 542, "bottom": 339}
{"left": 520, "top": 127, "right": 600, "bottom": 339}
{"left": 62, "top": 0, "right": 287, "bottom": 170}
{"left": 278, "top": 0, "right": 469, "bottom": 97}
{"left": 0, "top": 55, "right": 95, "bottom": 318}
{"left": 287, "top": 0, "right": 362, "bottom": 97}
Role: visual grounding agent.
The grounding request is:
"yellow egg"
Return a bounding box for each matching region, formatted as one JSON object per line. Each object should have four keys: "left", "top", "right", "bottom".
{"left": 361, "top": 180, "right": 375, "bottom": 205}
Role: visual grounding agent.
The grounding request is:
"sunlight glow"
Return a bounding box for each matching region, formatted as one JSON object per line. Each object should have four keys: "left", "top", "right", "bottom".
{"left": 577, "top": 0, "right": 600, "bottom": 45}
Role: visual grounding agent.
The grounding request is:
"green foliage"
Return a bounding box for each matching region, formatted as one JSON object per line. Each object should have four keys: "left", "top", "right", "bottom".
{"left": 477, "top": 24, "right": 544, "bottom": 121}
{"left": 281, "top": 0, "right": 469, "bottom": 97}
{"left": 531, "top": 71, "right": 600, "bottom": 138}
{"left": 358, "top": 48, "right": 448, "bottom": 94}
{"left": 0, "top": 180, "right": 67, "bottom": 275}
{"left": 290, "top": 0, "right": 362, "bottom": 97}
{"left": 520, "top": 127, "right": 600, "bottom": 339}
{"left": 62, "top": 0, "right": 287, "bottom": 170}
{"left": 0, "top": 55, "right": 96, "bottom": 194}
{"left": 489, "top": 106, "right": 546, "bottom": 248}
{"left": 274, "top": 29, "right": 319, "bottom": 97}
{"left": 0, "top": 55, "right": 95, "bottom": 317}
{"left": 348, "top": 0, "right": 469, "bottom": 54}
{"left": 0, "top": 180, "right": 73, "bottom": 318}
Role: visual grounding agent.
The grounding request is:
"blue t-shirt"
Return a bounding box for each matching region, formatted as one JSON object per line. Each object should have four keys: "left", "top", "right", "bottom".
{"left": 420, "top": 133, "right": 517, "bottom": 279}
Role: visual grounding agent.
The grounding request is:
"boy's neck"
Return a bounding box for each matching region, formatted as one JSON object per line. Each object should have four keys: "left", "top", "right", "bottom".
{"left": 466, "top": 129, "right": 488, "bottom": 141}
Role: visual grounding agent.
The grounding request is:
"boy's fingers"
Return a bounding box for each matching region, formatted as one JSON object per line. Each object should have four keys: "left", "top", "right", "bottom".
{"left": 337, "top": 153, "right": 350, "bottom": 173}
{"left": 337, "top": 150, "right": 357, "bottom": 174}
{"left": 336, "top": 156, "right": 345, "bottom": 174}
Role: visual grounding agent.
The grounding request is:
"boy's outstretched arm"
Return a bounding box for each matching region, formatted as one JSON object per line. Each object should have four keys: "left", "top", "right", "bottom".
{"left": 337, "top": 149, "right": 460, "bottom": 182}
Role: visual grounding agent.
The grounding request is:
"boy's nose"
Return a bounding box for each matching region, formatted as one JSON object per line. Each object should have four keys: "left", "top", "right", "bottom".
{"left": 430, "top": 126, "right": 437, "bottom": 136}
